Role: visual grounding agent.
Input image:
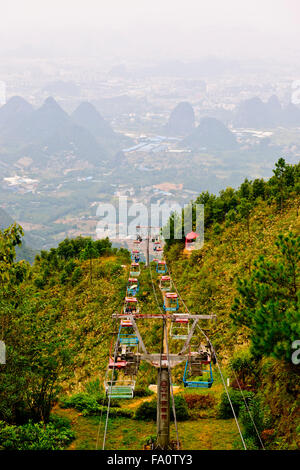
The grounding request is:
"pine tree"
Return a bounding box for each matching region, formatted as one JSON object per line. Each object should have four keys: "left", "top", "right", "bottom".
{"left": 231, "top": 232, "right": 300, "bottom": 363}
{"left": 80, "top": 240, "right": 98, "bottom": 284}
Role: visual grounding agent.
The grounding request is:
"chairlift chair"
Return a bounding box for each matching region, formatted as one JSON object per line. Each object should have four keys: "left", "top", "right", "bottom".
{"left": 105, "top": 369, "right": 136, "bottom": 399}
{"left": 131, "top": 249, "right": 140, "bottom": 262}
{"left": 159, "top": 275, "right": 172, "bottom": 292}
{"left": 183, "top": 347, "right": 214, "bottom": 388}
{"left": 170, "top": 314, "right": 189, "bottom": 339}
{"left": 127, "top": 278, "right": 139, "bottom": 296}
{"left": 123, "top": 297, "right": 139, "bottom": 315}
{"left": 156, "top": 260, "right": 167, "bottom": 274}
{"left": 130, "top": 262, "right": 140, "bottom": 277}
{"left": 120, "top": 318, "right": 133, "bottom": 327}
{"left": 119, "top": 322, "right": 139, "bottom": 346}
{"left": 163, "top": 292, "right": 179, "bottom": 312}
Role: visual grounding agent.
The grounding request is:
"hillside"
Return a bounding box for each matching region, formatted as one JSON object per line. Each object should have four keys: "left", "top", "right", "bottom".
{"left": 163, "top": 160, "right": 299, "bottom": 449}
{"left": 164, "top": 102, "right": 195, "bottom": 136}
{"left": 0, "top": 160, "right": 299, "bottom": 450}
{"left": 182, "top": 117, "right": 238, "bottom": 151}
{"left": 0, "top": 96, "right": 130, "bottom": 166}
{"left": 71, "top": 102, "right": 133, "bottom": 155}
{"left": 234, "top": 95, "right": 300, "bottom": 128}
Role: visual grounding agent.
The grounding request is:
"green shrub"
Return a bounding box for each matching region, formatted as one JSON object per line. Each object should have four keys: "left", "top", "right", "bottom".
{"left": 59, "top": 392, "right": 120, "bottom": 415}
{"left": 110, "top": 263, "right": 123, "bottom": 277}
{"left": 71, "top": 267, "right": 82, "bottom": 285}
{"left": 107, "top": 408, "right": 133, "bottom": 418}
{"left": 84, "top": 378, "right": 102, "bottom": 396}
{"left": 218, "top": 389, "right": 254, "bottom": 419}
{"left": 60, "top": 393, "right": 100, "bottom": 414}
{"left": 34, "top": 276, "right": 46, "bottom": 289}
{"left": 134, "top": 400, "right": 156, "bottom": 421}
{"left": 171, "top": 395, "right": 189, "bottom": 421}
{"left": 134, "top": 396, "right": 189, "bottom": 421}
{"left": 0, "top": 420, "right": 74, "bottom": 450}
{"left": 49, "top": 414, "right": 72, "bottom": 430}
{"left": 60, "top": 270, "right": 68, "bottom": 285}
{"left": 239, "top": 396, "right": 265, "bottom": 448}
{"left": 65, "top": 260, "right": 76, "bottom": 275}
{"left": 229, "top": 348, "right": 257, "bottom": 390}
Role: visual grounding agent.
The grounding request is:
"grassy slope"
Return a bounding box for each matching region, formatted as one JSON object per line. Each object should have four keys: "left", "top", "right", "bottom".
{"left": 55, "top": 376, "right": 243, "bottom": 451}
{"left": 165, "top": 197, "right": 299, "bottom": 449}
{"left": 51, "top": 257, "right": 245, "bottom": 450}
{"left": 166, "top": 198, "right": 299, "bottom": 357}
{"left": 27, "top": 255, "right": 129, "bottom": 392}
{"left": 22, "top": 197, "right": 298, "bottom": 449}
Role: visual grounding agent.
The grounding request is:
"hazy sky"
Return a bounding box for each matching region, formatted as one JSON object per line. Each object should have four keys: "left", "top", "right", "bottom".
{"left": 1, "top": 0, "right": 300, "bottom": 62}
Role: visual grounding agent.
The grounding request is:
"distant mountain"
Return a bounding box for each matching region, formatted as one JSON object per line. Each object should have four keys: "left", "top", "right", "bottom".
{"left": 10, "top": 97, "right": 70, "bottom": 145}
{"left": 72, "top": 101, "right": 133, "bottom": 154}
{"left": 72, "top": 102, "right": 115, "bottom": 139}
{"left": 0, "top": 207, "right": 14, "bottom": 230}
{"left": 110, "top": 150, "right": 128, "bottom": 168}
{"left": 281, "top": 103, "right": 300, "bottom": 126}
{"left": 234, "top": 95, "right": 300, "bottom": 128}
{"left": 0, "top": 97, "right": 106, "bottom": 165}
{"left": 234, "top": 97, "right": 273, "bottom": 128}
{"left": 183, "top": 117, "right": 237, "bottom": 151}
{"left": 0, "top": 97, "right": 134, "bottom": 166}
{"left": 0, "top": 208, "right": 37, "bottom": 263}
{"left": 0, "top": 96, "right": 33, "bottom": 137}
{"left": 40, "top": 122, "right": 104, "bottom": 163}
{"left": 164, "top": 102, "right": 195, "bottom": 136}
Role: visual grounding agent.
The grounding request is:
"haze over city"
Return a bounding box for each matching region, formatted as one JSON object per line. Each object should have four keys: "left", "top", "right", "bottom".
{"left": 1, "top": 0, "right": 300, "bottom": 62}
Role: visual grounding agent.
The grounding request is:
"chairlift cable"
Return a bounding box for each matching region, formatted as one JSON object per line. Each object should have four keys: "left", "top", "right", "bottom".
{"left": 102, "top": 324, "right": 122, "bottom": 450}
{"left": 231, "top": 369, "right": 265, "bottom": 450}
{"left": 165, "top": 325, "right": 180, "bottom": 450}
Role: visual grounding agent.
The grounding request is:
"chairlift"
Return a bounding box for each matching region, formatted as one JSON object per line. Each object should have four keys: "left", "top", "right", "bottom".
{"left": 108, "top": 356, "right": 127, "bottom": 369}
{"left": 183, "top": 347, "right": 214, "bottom": 388}
{"left": 163, "top": 292, "right": 179, "bottom": 312}
{"left": 105, "top": 368, "right": 136, "bottom": 399}
{"left": 156, "top": 260, "right": 167, "bottom": 274}
{"left": 127, "top": 278, "right": 139, "bottom": 296}
{"left": 121, "top": 318, "right": 133, "bottom": 327}
{"left": 117, "top": 347, "right": 140, "bottom": 375}
{"left": 155, "top": 246, "right": 163, "bottom": 252}
{"left": 124, "top": 297, "right": 139, "bottom": 315}
{"left": 170, "top": 314, "right": 189, "bottom": 339}
{"left": 131, "top": 249, "right": 140, "bottom": 262}
{"left": 130, "top": 262, "right": 140, "bottom": 277}
{"left": 159, "top": 275, "right": 172, "bottom": 292}
{"left": 134, "top": 235, "right": 142, "bottom": 244}
{"left": 119, "top": 322, "right": 139, "bottom": 346}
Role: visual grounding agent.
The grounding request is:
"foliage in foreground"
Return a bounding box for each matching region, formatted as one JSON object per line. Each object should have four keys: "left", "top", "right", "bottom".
{"left": 218, "top": 389, "right": 254, "bottom": 419}
{"left": 231, "top": 232, "right": 299, "bottom": 363}
{"left": 0, "top": 415, "right": 74, "bottom": 450}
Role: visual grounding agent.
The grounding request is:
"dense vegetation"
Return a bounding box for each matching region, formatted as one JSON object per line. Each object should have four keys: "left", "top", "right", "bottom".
{"left": 0, "top": 159, "right": 299, "bottom": 450}
{"left": 163, "top": 159, "right": 299, "bottom": 449}
{"left": 163, "top": 158, "right": 299, "bottom": 246}
{"left": 0, "top": 233, "right": 130, "bottom": 448}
